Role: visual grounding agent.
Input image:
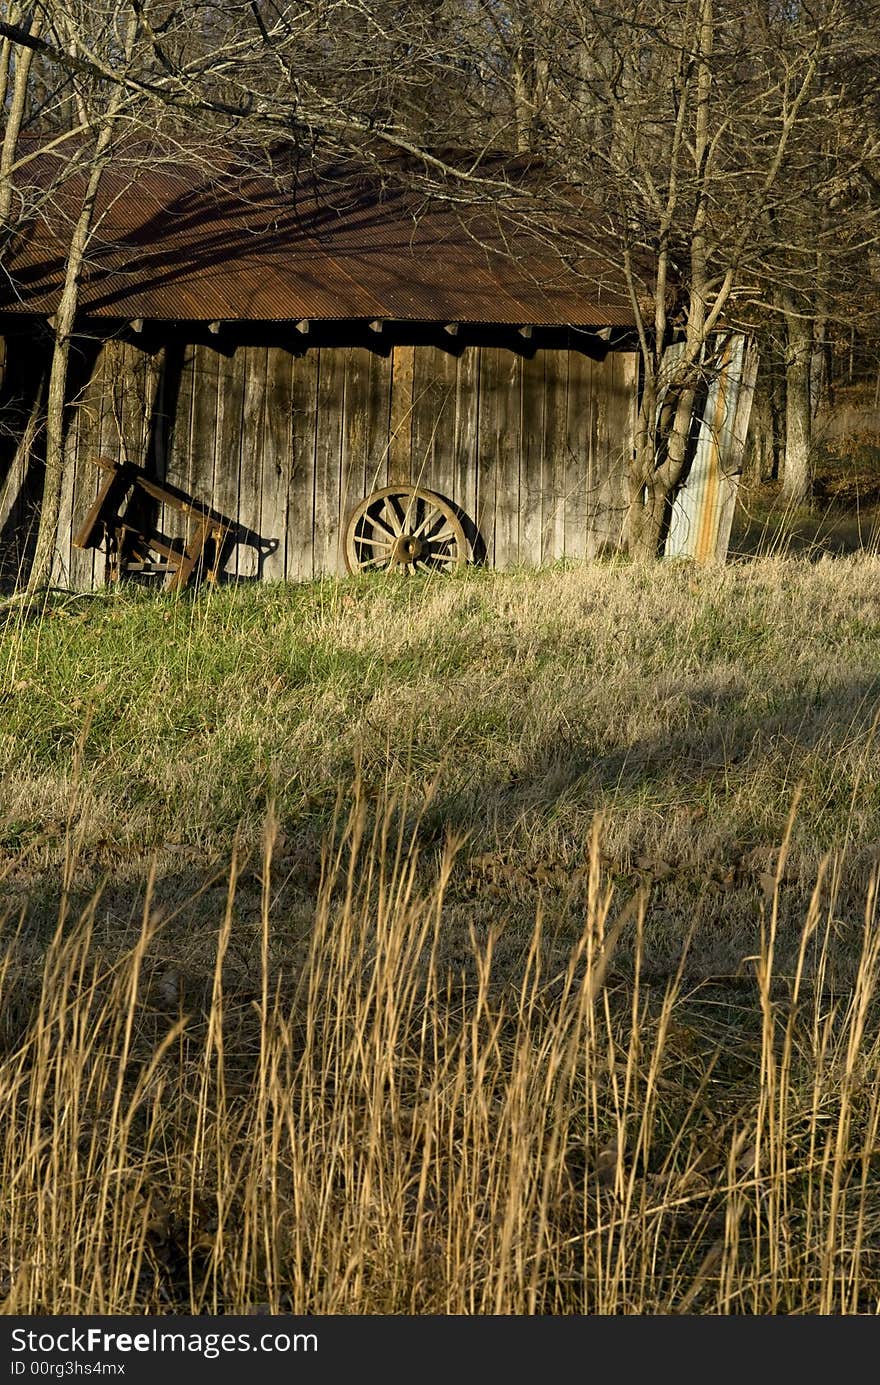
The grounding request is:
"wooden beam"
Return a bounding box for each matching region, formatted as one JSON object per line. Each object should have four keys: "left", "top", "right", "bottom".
{"left": 518, "top": 324, "right": 533, "bottom": 340}
{"left": 72, "top": 463, "right": 128, "bottom": 551}
{"left": 294, "top": 319, "right": 310, "bottom": 335}
{"left": 208, "top": 320, "right": 222, "bottom": 334}
{"left": 443, "top": 322, "right": 459, "bottom": 337}
{"left": 597, "top": 326, "right": 613, "bottom": 341}
{"left": 368, "top": 319, "right": 384, "bottom": 333}
{"left": 130, "top": 318, "right": 144, "bottom": 333}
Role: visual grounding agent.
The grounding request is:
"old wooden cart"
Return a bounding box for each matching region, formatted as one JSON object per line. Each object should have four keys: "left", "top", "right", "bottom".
{"left": 73, "top": 455, "right": 233, "bottom": 590}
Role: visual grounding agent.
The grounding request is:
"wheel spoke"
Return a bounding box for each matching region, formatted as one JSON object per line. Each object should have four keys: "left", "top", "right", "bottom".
{"left": 357, "top": 534, "right": 393, "bottom": 549}
{"left": 379, "top": 501, "right": 404, "bottom": 537}
{"left": 370, "top": 511, "right": 398, "bottom": 541}
{"left": 358, "top": 554, "right": 393, "bottom": 569}
{"left": 413, "top": 506, "right": 443, "bottom": 538}
{"left": 387, "top": 494, "right": 408, "bottom": 533}
{"left": 429, "top": 509, "right": 457, "bottom": 540}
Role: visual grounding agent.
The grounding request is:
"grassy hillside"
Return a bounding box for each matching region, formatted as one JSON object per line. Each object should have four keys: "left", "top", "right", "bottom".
{"left": 2, "top": 557, "right": 880, "bottom": 1312}
{"left": 3, "top": 556, "right": 880, "bottom": 968}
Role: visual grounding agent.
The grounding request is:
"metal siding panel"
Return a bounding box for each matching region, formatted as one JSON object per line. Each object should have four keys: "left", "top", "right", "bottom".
{"left": 665, "top": 334, "right": 758, "bottom": 562}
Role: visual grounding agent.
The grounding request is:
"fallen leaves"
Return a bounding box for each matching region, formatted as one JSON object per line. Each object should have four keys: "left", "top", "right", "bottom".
{"left": 464, "top": 850, "right": 592, "bottom": 898}
{"left": 462, "top": 835, "right": 791, "bottom": 905}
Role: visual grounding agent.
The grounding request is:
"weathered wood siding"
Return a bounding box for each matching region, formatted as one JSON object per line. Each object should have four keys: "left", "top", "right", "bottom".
{"left": 15, "top": 333, "right": 638, "bottom": 586}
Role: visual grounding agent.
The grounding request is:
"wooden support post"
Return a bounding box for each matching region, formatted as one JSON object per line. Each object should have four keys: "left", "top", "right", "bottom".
{"left": 72, "top": 460, "right": 130, "bottom": 551}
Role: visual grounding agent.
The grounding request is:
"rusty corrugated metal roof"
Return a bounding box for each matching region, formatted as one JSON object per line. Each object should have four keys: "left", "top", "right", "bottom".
{"left": 0, "top": 146, "right": 644, "bottom": 327}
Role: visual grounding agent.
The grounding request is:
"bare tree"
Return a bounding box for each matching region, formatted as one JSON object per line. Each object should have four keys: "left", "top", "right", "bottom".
{"left": 521, "top": 0, "right": 880, "bottom": 546}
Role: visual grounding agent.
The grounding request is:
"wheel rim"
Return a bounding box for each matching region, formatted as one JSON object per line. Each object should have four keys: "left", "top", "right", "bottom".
{"left": 344, "top": 486, "right": 467, "bottom": 575}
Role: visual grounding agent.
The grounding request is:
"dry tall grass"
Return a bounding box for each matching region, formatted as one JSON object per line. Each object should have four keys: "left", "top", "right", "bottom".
{"left": 2, "top": 788, "right": 880, "bottom": 1315}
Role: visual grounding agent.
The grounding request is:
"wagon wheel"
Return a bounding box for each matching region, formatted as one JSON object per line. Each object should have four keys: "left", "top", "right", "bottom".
{"left": 344, "top": 485, "right": 468, "bottom": 575}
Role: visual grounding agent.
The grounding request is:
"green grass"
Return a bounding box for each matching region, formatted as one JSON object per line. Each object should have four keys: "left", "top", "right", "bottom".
{"left": 3, "top": 557, "right": 879, "bottom": 966}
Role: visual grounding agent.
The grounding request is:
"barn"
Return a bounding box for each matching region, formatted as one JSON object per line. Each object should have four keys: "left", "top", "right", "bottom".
{"left": 0, "top": 149, "right": 750, "bottom": 587}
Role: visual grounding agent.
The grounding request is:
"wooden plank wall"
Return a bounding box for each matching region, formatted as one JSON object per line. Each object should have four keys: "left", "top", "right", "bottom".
{"left": 57, "top": 336, "right": 637, "bottom": 586}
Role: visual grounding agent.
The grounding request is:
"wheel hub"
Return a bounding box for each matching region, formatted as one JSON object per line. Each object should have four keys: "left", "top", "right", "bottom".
{"left": 391, "top": 533, "right": 424, "bottom": 564}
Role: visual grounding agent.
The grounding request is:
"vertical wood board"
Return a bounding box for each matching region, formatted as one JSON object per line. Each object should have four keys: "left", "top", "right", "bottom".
{"left": 213, "top": 347, "right": 246, "bottom": 576}
{"left": 541, "top": 349, "right": 568, "bottom": 564}
{"left": 161, "top": 343, "right": 196, "bottom": 552}
{"left": 313, "top": 348, "right": 346, "bottom": 575}
{"left": 238, "top": 346, "right": 269, "bottom": 578}
{"left": 475, "top": 345, "right": 504, "bottom": 565}
{"left": 340, "top": 346, "right": 373, "bottom": 557}
{"left": 518, "top": 351, "right": 545, "bottom": 567}
{"left": 363, "top": 348, "right": 393, "bottom": 494}
{"left": 287, "top": 348, "right": 319, "bottom": 581}
{"left": 492, "top": 351, "right": 521, "bottom": 568}
{"left": 452, "top": 347, "right": 480, "bottom": 533}
{"left": 189, "top": 344, "right": 223, "bottom": 583}
{"left": 388, "top": 344, "right": 414, "bottom": 484}
{"left": 260, "top": 347, "right": 294, "bottom": 581}
{"left": 410, "top": 344, "right": 455, "bottom": 500}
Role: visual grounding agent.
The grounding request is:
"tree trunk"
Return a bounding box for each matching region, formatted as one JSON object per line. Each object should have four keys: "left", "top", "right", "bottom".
{"left": 627, "top": 483, "right": 668, "bottom": 559}
{"left": 745, "top": 371, "right": 773, "bottom": 484}
{"left": 768, "top": 348, "right": 785, "bottom": 482}
{"left": 26, "top": 116, "right": 123, "bottom": 593}
{"left": 781, "top": 307, "right": 813, "bottom": 505}
{"left": 810, "top": 317, "right": 832, "bottom": 417}
{"left": 0, "top": 8, "right": 43, "bottom": 229}
{"left": 626, "top": 378, "right": 657, "bottom": 558}
{"left": 625, "top": 380, "right": 674, "bottom": 560}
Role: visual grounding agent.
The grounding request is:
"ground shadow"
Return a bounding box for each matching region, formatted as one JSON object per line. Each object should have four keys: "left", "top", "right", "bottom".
{"left": 5, "top": 665, "right": 879, "bottom": 955}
